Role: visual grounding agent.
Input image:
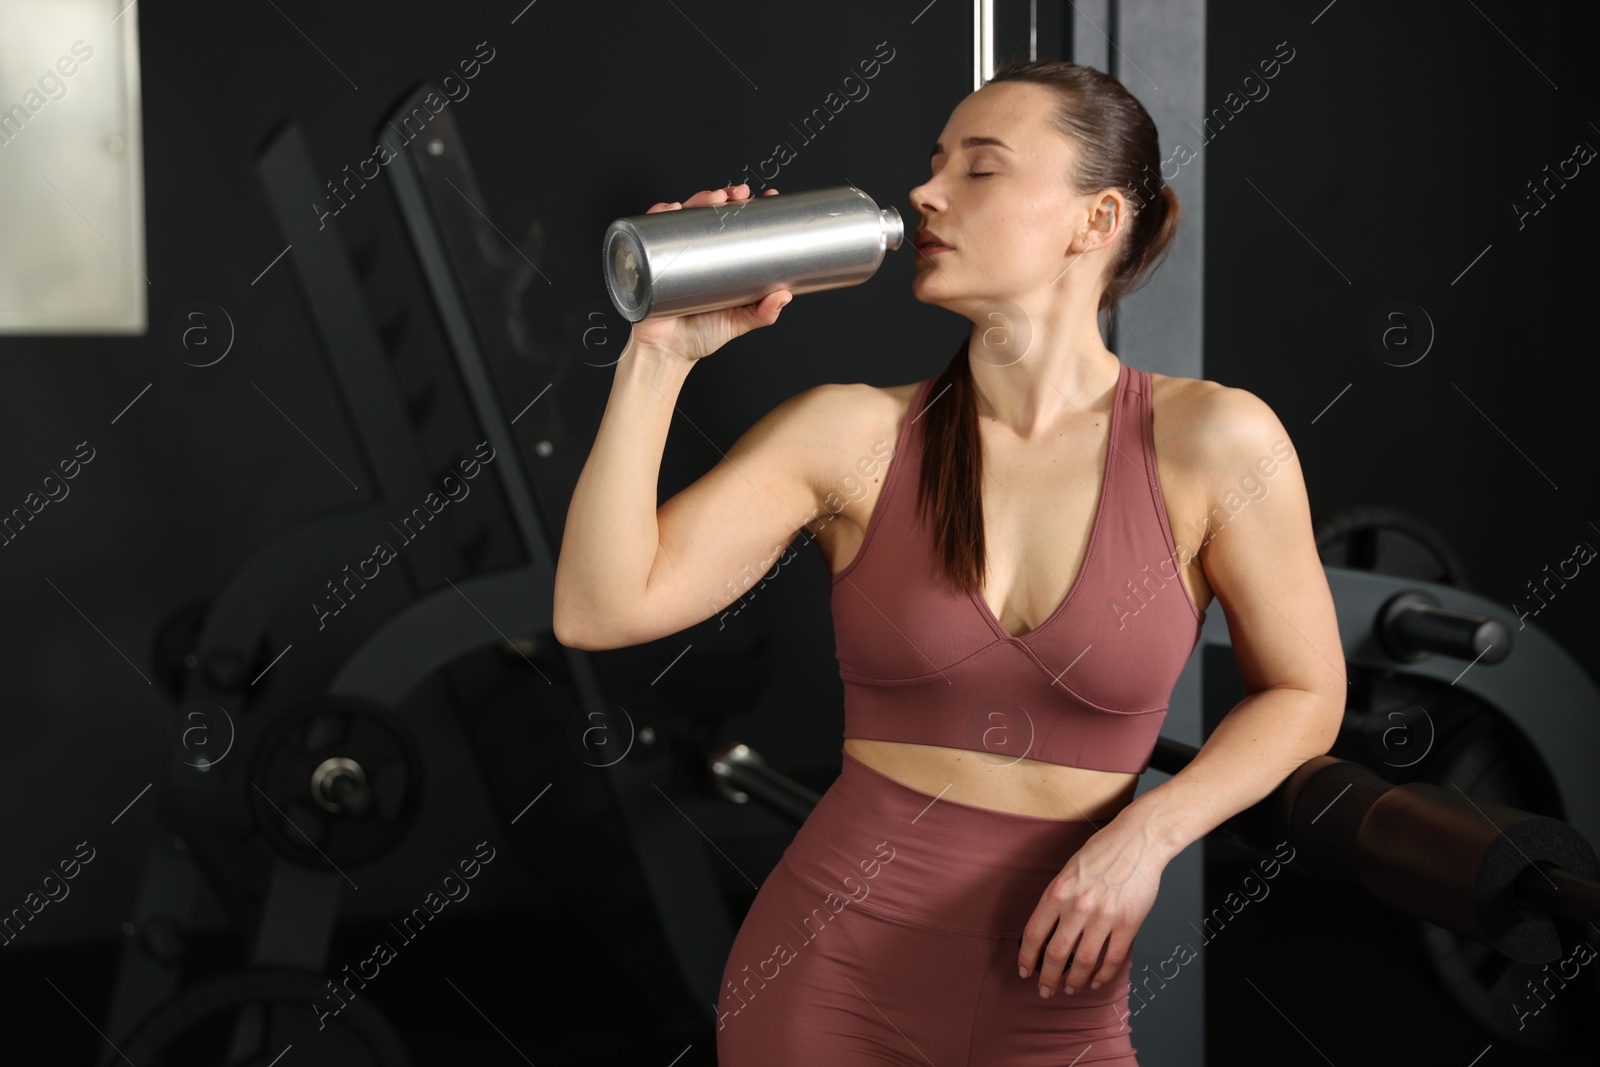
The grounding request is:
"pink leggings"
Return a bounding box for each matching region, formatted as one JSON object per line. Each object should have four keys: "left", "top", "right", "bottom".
{"left": 715, "top": 749, "right": 1139, "bottom": 1065}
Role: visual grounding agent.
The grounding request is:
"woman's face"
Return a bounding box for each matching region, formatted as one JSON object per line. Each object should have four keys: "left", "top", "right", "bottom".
{"left": 909, "top": 82, "right": 1115, "bottom": 315}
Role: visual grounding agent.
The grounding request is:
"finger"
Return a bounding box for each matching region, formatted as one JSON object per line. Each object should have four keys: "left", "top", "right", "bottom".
{"left": 743, "top": 290, "right": 791, "bottom": 328}
{"left": 1087, "top": 928, "right": 1133, "bottom": 992}
{"left": 684, "top": 187, "right": 736, "bottom": 208}
{"left": 657, "top": 186, "right": 764, "bottom": 214}
{"left": 1016, "top": 910, "right": 1056, "bottom": 980}
{"left": 717, "top": 185, "right": 755, "bottom": 209}
{"left": 1036, "top": 926, "right": 1083, "bottom": 999}
{"left": 1061, "top": 924, "right": 1113, "bottom": 995}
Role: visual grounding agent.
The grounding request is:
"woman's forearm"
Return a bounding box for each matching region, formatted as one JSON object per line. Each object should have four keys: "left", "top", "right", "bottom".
{"left": 553, "top": 338, "right": 693, "bottom": 645}
{"left": 1114, "top": 685, "right": 1344, "bottom": 865}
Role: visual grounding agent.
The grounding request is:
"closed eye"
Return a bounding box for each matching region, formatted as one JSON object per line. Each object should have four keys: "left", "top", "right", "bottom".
{"left": 968, "top": 172, "right": 994, "bottom": 178}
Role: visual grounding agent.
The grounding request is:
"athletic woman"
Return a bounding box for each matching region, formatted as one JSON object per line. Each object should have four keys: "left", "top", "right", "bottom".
{"left": 554, "top": 59, "right": 1345, "bottom": 1066}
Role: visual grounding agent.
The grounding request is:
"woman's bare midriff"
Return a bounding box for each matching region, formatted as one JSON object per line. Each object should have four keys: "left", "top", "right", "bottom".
{"left": 842, "top": 737, "right": 1139, "bottom": 821}
{"left": 821, "top": 372, "right": 1214, "bottom": 822}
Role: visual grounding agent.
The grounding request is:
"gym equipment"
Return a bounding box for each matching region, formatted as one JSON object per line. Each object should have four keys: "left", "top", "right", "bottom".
{"left": 1316, "top": 503, "right": 1472, "bottom": 588}
{"left": 1314, "top": 561, "right": 1597, "bottom": 842}
{"left": 1375, "top": 589, "right": 1509, "bottom": 666}
{"left": 121, "top": 968, "right": 410, "bottom": 1066}
{"left": 1228, "top": 554, "right": 1600, "bottom": 1053}
{"left": 100, "top": 113, "right": 494, "bottom": 1063}
{"left": 1393, "top": 702, "right": 1593, "bottom": 1051}
{"left": 602, "top": 185, "right": 905, "bottom": 322}
{"left": 1188, "top": 748, "right": 1600, "bottom": 963}
{"left": 1221, "top": 513, "right": 1600, "bottom": 1053}
{"left": 1308, "top": 505, "right": 1600, "bottom": 1051}
{"left": 1162, "top": 738, "right": 1600, "bottom": 1054}
{"left": 150, "top": 599, "right": 279, "bottom": 704}
{"left": 248, "top": 696, "right": 425, "bottom": 869}
{"left": 709, "top": 743, "right": 823, "bottom": 823}
{"left": 105, "top": 80, "right": 789, "bottom": 1062}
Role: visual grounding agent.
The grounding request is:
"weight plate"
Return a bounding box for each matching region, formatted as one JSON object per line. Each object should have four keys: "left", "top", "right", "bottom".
{"left": 1314, "top": 504, "right": 1471, "bottom": 588}
{"left": 249, "top": 696, "right": 424, "bottom": 869}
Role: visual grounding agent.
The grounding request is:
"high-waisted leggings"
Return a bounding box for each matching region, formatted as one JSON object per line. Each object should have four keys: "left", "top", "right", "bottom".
{"left": 715, "top": 749, "right": 1139, "bottom": 1065}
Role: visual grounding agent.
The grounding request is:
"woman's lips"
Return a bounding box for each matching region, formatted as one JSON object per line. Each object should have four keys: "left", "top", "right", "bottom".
{"left": 918, "top": 244, "right": 955, "bottom": 255}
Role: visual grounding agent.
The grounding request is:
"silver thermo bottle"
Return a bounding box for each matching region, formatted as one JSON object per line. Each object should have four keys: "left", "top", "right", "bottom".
{"left": 602, "top": 185, "right": 904, "bottom": 322}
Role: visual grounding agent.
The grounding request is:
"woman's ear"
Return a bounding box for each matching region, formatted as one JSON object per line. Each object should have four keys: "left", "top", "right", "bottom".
{"left": 1069, "top": 194, "right": 1124, "bottom": 254}
{"left": 1103, "top": 198, "right": 1118, "bottom": 233}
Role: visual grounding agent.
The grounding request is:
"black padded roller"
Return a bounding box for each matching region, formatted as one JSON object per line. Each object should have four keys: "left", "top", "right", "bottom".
{"left": 1281, "top": 757, "right": 1600, "bottom": 962}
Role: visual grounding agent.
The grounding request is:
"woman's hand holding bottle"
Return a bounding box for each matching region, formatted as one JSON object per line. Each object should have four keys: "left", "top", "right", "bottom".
{"left": 626, "top": 184, "right": 792, "bottom": 364}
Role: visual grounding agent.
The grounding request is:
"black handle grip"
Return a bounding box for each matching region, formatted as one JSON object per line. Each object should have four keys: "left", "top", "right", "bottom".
{"left": 1379, "top": 590, "right": 1511, "bottom": 664}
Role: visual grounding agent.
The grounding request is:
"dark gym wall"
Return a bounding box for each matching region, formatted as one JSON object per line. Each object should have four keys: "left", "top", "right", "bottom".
{"left": 1, "top": 0, "right": 1596, "bottom": 1061}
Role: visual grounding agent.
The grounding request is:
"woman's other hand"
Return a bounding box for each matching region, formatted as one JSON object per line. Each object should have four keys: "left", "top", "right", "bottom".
{"left": 1017, "top": 821, "right": 1165, "bottom": 998}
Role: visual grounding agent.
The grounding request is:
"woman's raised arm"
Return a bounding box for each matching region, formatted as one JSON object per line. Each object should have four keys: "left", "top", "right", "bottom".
{"left": 554, "top": 184, "right": 858, "bottom": 649}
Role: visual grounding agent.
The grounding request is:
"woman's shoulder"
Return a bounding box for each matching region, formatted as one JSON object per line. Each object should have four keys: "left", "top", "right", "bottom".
{"left": 837, "top": 378, "right": 925, "bottom": 402}
{"left": 1147, "top": 368, "right": 1217, "bottom": 403}
{"left": 1147, "top": 370, "right": 1246, "bottom": 431}
{"left": 1146, "top": 371, "right": 1288, "bottom": 466}
{"left": 807, "top": 378, "right": 926, "bottom": 437}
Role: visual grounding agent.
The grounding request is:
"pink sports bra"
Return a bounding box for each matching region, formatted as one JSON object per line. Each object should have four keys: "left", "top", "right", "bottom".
{"left": 829, "top": 361, "right": 1206, "bottom": 775}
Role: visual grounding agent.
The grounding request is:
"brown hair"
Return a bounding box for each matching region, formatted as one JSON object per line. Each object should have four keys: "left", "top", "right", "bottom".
{"left": 915, "top": 60, "right": 1182, "bottom": 595}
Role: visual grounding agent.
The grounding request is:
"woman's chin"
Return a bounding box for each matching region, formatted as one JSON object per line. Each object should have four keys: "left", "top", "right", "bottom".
{"left": 910, "top": 273, "right": 954, "bottom": 303}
